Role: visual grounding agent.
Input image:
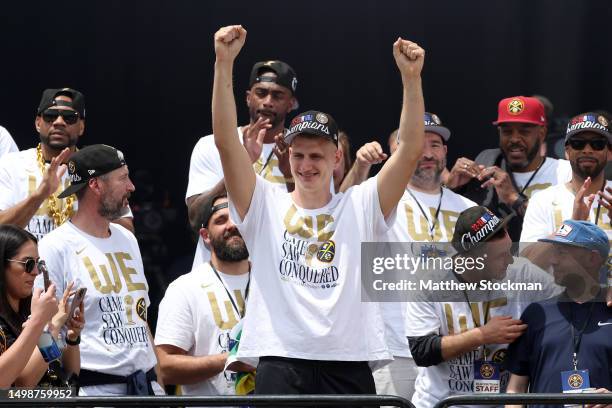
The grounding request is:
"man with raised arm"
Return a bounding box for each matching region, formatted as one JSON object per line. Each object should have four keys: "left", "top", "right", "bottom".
{"left": 211, "top": 24, "right": 425, "bottom": 394}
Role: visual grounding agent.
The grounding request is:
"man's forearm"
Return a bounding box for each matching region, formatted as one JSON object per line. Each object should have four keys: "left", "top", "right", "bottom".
{"left": 0, "top": 191, "right": 48, "bottom": 228}
{"left": 505, "top": 373, "right": 529, "bottom": 408}
{"left": 159, "top": 353, "right": 227, "bottom": 385}
{"left": 339, "top": 162, "right": 371, "bottom": 193}
{"left": 440, "top": 327, "right": 483, "bottom": 361}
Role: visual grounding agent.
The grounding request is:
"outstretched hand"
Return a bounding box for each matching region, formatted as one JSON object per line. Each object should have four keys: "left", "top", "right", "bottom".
{"left": 214, "top": 25, "right": 247, "bottom": 62}
{"left": 393, "top": 38, "right": 425, "bottom": 79}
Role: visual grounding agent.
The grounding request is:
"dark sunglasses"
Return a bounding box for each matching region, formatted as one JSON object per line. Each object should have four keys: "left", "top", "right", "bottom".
{"left": 566, "top": 138, "right": 609, "bottom": 151}
{"left": 41, "top": 109, "right": 80, "bottom": 125}
{"left": 7, "top": 257, "right": 43, "bottom": 273}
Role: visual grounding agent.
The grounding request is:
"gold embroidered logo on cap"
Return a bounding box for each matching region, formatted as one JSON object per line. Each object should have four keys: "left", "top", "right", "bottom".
{"left": 507, "top": 99, "right": 525, "bottom": 115}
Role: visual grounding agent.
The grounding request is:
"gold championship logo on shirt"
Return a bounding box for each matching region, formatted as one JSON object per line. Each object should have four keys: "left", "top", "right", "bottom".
{"left": 492, "top": 348, "right": 507, "bottom": 364}
{"left": 317, "top": 240, "right": 336, "bottom": 263}
{"left": 136, "top": 298, "right": 147, "bottom": 322}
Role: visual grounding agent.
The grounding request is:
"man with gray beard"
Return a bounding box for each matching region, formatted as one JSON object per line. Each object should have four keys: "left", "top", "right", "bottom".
{"left": 36, "top": 144, "right": 162, "bottom": 395}
{"left": 340, "top": 113, "right": 477, "bottom": 399}
{"left": 155, "top": 193, "right": 252, "bottom": 397}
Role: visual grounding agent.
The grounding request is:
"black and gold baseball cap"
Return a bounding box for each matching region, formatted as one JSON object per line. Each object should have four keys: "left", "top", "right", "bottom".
{"left": 58, "top": 144, "right": 126, "bottom": 198}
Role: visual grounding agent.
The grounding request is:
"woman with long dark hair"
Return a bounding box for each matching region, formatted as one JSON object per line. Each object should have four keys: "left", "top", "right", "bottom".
{"left": 0, "top": 224, "right": 83, "bottom": 387}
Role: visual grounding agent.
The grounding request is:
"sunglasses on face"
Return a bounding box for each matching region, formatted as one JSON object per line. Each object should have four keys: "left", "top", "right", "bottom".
{"left": 7, "top": 257, "right": 43, "bottom": 273}
{"left": 41, "top": 109, "right": 80, "bottom": 125}
{"left": 566, "top": 138, "right": 609, "bottom": 151}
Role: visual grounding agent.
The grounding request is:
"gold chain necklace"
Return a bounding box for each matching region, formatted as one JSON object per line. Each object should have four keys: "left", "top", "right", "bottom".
{"left": 35, "top": 144, "right": 75, "bottom": 226}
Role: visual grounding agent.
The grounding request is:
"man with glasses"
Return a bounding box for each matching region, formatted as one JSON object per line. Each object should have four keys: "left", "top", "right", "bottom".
{"left": 521, "top": 113, "right": 612, "bottom": 292}
{"left": 0, "top": 88, "right": 132, "bottom": 240}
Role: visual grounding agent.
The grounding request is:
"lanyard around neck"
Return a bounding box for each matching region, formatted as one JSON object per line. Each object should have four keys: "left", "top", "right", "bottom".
{"left": 567, "top": 301, "right": 595, "bottom": 370}
{"left": 408, "top": 187, "right": 444, "bottom": 241}
{"left": 209, "top": 262, "right": 250, "bottom": 319}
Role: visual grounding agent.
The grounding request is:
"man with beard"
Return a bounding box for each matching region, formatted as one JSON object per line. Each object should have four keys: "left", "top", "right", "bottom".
{"left": 186, "top": 60, "right": 298, "bottom": 268}
{"left": 507, "top": 220, "right": 612, "bottom": 407}
{"left": 155, "top": 193, "right": 250, "bottom": 396}
{"left": 520, "top": 113, "right": 612, "bottom": 292}
{"left": 446, "top": 96, "right": 572, "bottom": 241}
{"left": 35, "top": 144, "right": 162, "bottom": 396}
{"left": 366, "top": 113, "right": 477, "bottom": 400}
{"left": 0, "top": 88, "right": 133, "bottom": 240}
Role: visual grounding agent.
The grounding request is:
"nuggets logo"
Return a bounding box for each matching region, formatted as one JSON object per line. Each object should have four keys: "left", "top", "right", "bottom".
{"left": 598, "top": 115, "right": 609, "bottom": 128}
{"left": 317, "top": 240, "right": 335, "bottom": 263}
{"left": 136, "top": 297, "right": 147, "bottom": 322}
{"left": 507, "top": 99, "right": 524, "bottom": 115}
{"left": 568, "top": 373, "right": 584, "bottom": 389}
{"left": 492, "top": 348, "right": 507, "bottom": 365}
{"left": 316, "top": 113, "right": 329, "bottom": 124}
{"left": 68, "top": 161, "right": 76, "bottom": 174}
{"left": 479, "top": 363, "right": 495, "bottom": 379}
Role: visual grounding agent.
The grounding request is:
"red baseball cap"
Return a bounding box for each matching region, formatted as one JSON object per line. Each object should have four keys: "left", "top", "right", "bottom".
{"left": 493, "top": 96, "right": 546, "bottom": 126}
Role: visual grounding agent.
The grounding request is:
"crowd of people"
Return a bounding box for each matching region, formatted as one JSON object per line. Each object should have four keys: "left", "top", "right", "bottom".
{"left": 0, "top": 24, "right": 610, "bottom": 407}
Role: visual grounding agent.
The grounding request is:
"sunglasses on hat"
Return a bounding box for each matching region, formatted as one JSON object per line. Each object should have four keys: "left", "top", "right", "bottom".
{"left": 41, "top": 108, "right": 80, "bottom": 125}
{"left": 566, "top": 138, "right": 609, "bottom": 151}
{"left": 7, "top": 257, "right": 43, "bottom": 274}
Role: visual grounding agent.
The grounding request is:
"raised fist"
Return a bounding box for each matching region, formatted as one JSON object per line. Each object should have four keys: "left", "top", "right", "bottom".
{"left": 214, "top": 25, "right": 247, "bottom": 62}
{"left": 393, "top": 38, "right": 425, "bottom": 78}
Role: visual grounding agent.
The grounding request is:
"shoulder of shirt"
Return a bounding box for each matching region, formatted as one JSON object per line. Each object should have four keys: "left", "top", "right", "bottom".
{"left": 529, "top": 182, "right": 565, "bottom": 201}
{"left": 441, "top": 186, "right": 478, "bottom": 207}
{"left": 39, "top": 222, "right": 75, "bottom": 248}
{"left": 193, "top": 126, "right": 245, "bottom": 150}
{"left": 109, "top": 223, "right": 138, "bottom": 242}
{"left": 167, "top": 263, "right": 216, "bottom": 289}
{"left": 0, "top": 148, "right": 34, "bottom": 166}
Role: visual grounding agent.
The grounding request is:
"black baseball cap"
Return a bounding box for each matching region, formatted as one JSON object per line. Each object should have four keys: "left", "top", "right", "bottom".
{"left": 58, "top": 144, "right": 126, "bottom": 198}
{"left": 37, "top": 88, "right": 86, "bottom": 119}
{"left": 564, "top": 112, "right": 612, "bottom": 144}
{"left": 284, "top": 110, "right": 339, "bottom": 146}
{"left": 249, "top": 60, "right": 298, "bottom": 95}
{"left": 451, "top": 206, "right": 512, "bottom": 254}
{"left": 199, "top": 193, "right": 229, "bottom": 229}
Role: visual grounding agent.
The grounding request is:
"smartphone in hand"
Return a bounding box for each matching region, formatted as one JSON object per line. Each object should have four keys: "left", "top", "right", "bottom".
{"left": 38, "top": 260, "right": 51, "bottom": 290}
{"left": 69, "top": 288, "right": 87, "bottom": 317}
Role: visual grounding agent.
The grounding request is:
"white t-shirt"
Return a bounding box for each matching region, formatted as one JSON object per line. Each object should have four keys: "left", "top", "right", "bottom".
{"left": 186, "top": 128, "right": 291, "bottom": 269}
{"left": 0, "top": 148, "right": 72, "bottom": 240}
{"left": 405, "top": 258, "right": 558, "bottom": 408}
{"left": 229, "top": 175, "right": 393, "bottom": 367}
{"left": 35, "top": 222, "right": 157, "bottom": 382}
{"left": 511, "top": 157, "right": 572, "bottom": 199}
{"left": 381, "top": 188, "right": 476, "bottom": 357}
{"left": 155, "top": 263, "right": 249, "bottom": 396}
{"left": 521, "top": 181, "right": 612, "bottom": 242}
{"left": 0, "top": 126, "right": 18, "bottom": 158}
{"left": 0, "top": 147, "right": 132, "bottom": 241}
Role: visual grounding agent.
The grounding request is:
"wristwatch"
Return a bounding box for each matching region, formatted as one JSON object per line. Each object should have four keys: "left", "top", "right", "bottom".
{"left": 511, "top": 194, "right": 528, "bottom": 215}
